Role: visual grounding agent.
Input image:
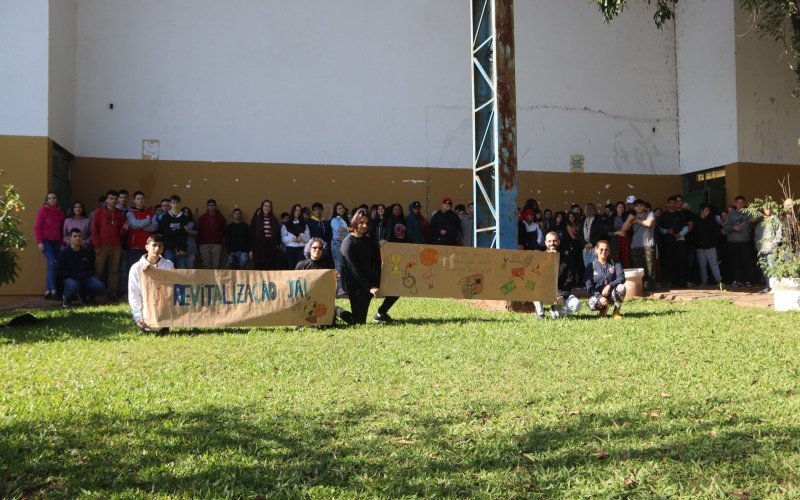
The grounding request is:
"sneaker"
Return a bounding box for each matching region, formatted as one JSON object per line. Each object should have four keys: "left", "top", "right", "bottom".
{"left": 730, "top": 281, "right": 741, "bottom": 289}
{"left": 536, "top": 312, "right": 545, "bottom": 320}
{"left": 373, "top": 311, "right": 394, "bottom": 323}
{"left": 598, "top": 309, "right": 607, "bottom": 318}
{"left": 612, "top": 309, "right": 623, "bottom": 320}
{"left": 338, "top": 309, "right": 354, "bottom": 325}
{"left": 759, "top": 287, "right": 771, "bottom": 294}
{"left": 745, "top": 281, "right": 752, "bottom": 286}
{"left": 62, "top": 297, "right": 70, "bottom": 309}
{"left": 550, "top": 310, "right": 561, "bottom": 320}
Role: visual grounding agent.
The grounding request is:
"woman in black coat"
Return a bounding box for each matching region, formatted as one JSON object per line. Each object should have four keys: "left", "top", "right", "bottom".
{"left": 249, "top": 199, "right": 283, "bottom": 270}
{"left": 340, "top": 208, "right": 398, "bottom": 324}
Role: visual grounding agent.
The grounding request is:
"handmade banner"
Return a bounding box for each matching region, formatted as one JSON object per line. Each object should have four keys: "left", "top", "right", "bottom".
{"left": 379, "top": 242, "right": 558, "bottom": 302}
{"left": 141, "top": 268, "right": 336, "bottom": 328}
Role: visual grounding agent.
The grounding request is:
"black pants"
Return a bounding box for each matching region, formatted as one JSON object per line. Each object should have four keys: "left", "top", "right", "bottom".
{"left": 727, "top": 241, "right": 752, "bottom": 283}
{"left": 348, "top": 288, "right": 399, "bottom": 324}
{"left": 663, "top": 239, "right": 686, "bottom": 286}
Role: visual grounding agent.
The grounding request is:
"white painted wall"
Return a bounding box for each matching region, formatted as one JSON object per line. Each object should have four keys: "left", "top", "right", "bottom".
{"left": 0, "top": 0, "right": 49, "bottom": 137}
{"left": 735, "top": 8, "right": 800, "bottom": 165}
{"left": 675, "top": 0, "right": 738, "bottom": 173}
{"left": 48, "top": 0, "right": 77, "bottom": 153}
{"left": 75, "top": 0, "right": 682, "bottom": 174}
{"left": 75, "top": 0, "right": 472, "bottom": 167}
{"left": 515, "top": 0, "right": 680, "bottom": 174}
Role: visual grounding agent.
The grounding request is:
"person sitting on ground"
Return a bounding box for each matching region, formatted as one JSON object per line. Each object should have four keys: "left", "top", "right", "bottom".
{"left": 584, "top": 239, "right": 626, "bottom": 319}
{"left": 129, "top": 234, "right": 174, "bottom": 333}
{"left": 57, "top": 228, "right": 106, "bottom": 307}
{"left": 225, "top": 207, "right": 251, "bottom": 269}
{"left": 295, "top": 237, "right": 354, "bottom": 325}
{"left": 533, "top": 231, "right": 581, "bottom": 319}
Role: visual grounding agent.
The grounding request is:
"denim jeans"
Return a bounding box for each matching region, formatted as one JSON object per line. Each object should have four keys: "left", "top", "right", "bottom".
{"left": 63, "top": 277, "right": 106, "bottom": 300}
{"left": 41, "top": 240, "right": 61, "bottom": 292}
{"left": 163, "top": 248, "right": 188, "bottom": 269}
{"left": 227, "top": 251, "right": 249, "bottom": 269}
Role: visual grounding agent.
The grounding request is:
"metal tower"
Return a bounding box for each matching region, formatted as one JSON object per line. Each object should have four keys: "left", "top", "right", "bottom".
{"left": 470, "top": 0, "right": 518, "bottom": 249}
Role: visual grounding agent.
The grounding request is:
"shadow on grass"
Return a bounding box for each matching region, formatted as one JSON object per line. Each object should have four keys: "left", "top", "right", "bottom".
{"left": 0, "top": 308, "right": 135, "bottom": 344}
{"left": 1, "top": 402, "right": 798, "bottom": 497}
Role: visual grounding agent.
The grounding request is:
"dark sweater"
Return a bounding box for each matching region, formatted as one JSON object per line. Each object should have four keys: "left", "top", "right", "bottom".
{"left": 56, "top": 246, "right": 95, "bottom": 282}
{"left": 340, "top": 234, "right": 380, "bottom": 291}
{"left": 225, "top": 221, "right": 251, "bottom": 253}
{"left": 584, "top": 258, "right": 625, "bottom": 297}
{"left": 157, "top": 211, "right": 189, "bottom": 252}
{"left": 693, "top": 215, "right": 721, "bottom": 249}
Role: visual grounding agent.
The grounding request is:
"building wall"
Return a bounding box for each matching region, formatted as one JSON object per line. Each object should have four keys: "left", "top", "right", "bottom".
{"left": 735, "top": 8, "right": 800, "bottom": 165}
{"left": 515, "top": 0, "right": 679, "bottom": 174}
{"left": 0, "top": 136, "right": 50, "bottom": 295}
{"left": 70, "top": 157, "right": 681, "bottom": 222}
{"left": 74, "top": 0, "right": 680, "bottom": 175}
{"left": 675, "top": 0, "right": 738, "bottom": 173}
{"left": 48, "top": 0, "right": 77, "bottom": 153}
{"left": 0, "top": 0, "right": 49, "bottom": 137}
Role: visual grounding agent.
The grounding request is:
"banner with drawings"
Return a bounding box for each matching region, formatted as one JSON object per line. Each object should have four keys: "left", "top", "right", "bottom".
{"left": 141, "top": 268, "right": 336, "bottom": 328}
{"left": 378, "top": 242, "right": 558, "bottom": 302}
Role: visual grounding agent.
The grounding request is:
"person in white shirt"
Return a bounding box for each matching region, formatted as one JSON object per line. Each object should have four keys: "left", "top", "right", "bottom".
{"left": 128, "top": 233, "right": 174, "bottom": 333}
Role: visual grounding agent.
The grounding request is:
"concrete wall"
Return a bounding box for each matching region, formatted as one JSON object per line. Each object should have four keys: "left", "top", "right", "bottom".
{"left": 735, "top": 8, "right": 800, "bottom": 165}
{"left": 48, "top": 0, "right": 77, "bottom": 153}
{"left": 75, "top": 0, "right": 472, "bottom": 168}
{"left": 74, "top": 0, "right": 680, "bottom": 174}
{"left": 0, "top": 0, "right": 49, "bottom": 137}
{"left": 515, "top": 0, "right": 679, "bottom": 174}
{"left": 675, "top": 0, "right": 738, "bottom": 173}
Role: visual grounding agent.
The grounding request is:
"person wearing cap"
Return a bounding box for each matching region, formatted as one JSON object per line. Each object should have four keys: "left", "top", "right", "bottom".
{"left": 429, "top": 197, "right": 461, "bottom": 245}
{"left": 518, "top": 208, "right": 543, "bottom": 251}
{"left": 405, "top": 201, "right": 427, "bottom": 243}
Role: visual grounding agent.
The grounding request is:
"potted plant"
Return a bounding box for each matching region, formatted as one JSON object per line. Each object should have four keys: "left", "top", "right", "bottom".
{"left": 743, "top": 177, "right": 800, "bottom": 312}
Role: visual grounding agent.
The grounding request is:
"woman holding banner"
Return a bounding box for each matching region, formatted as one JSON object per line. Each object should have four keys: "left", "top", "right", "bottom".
{"left": 340, "top": 208, "right": 398, "bottom": 324}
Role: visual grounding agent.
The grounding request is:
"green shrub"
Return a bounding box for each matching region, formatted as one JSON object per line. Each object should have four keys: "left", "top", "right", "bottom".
{"left": 0, "top": 170, "right": 27, "bottom": 286}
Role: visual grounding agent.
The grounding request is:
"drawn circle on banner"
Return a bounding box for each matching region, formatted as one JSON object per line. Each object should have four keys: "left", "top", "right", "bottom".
{"left": 418, "top": 248, "right": 440, "bottom": 267}
{"left": 315, "top": 304, "right": 328, "bottom": 317}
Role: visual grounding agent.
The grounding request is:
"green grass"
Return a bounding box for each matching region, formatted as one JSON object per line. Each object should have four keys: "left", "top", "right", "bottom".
{"left": 1, "top": 298, "right": 799, "bottom": 498}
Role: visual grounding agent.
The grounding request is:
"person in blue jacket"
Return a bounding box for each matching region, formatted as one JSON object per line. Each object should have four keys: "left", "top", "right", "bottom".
{"left": 584, "top": 239, "right": 626, "bottom": 318}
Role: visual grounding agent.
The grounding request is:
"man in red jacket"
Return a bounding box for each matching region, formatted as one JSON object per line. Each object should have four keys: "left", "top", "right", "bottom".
{"left": 197, "top": 199, "right": 227, "bottom": 269}
{"left": 126, "top": 191, "right": 158, "bottom": 265}
{"left": 91, "top": 190, "right": 128, "bottom": 300}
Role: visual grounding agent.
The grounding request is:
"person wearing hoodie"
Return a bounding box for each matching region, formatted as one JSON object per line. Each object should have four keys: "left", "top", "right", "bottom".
{"left": 34, "top": 191, "right": 66, "bottom": 299}
{"left": 405, "top": 201, "right": 427, "bottom": 243}
{"left": 429, "top": 197, "right": 461, "bottom": 245}
{"left": 387, "top": 203, "right": 407, "bottom": 243}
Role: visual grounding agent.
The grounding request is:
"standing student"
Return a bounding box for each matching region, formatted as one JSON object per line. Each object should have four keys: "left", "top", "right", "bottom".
{"left": 34, "top": 191, "right": 66, "bottom": 299}
{"left": 693, "top": 203, "right": 724, "bottom": 287}
{"left": 623, "top": 199, "right": 658, "bottom": 290}
{"left": 405, "top": 201, "right": 427, "bottom": 243}
{"left": 126, "top": 191, "right": 158, "bottom": 267}
{"left": 197, "top": 199, "right": 227, "bottom": 269}
{"left": 63, "top": 201, "right": 92, "bottom": 249}
{"left": 181, "top": 207, "right": 199, "bottom": 269}
{"left": 330, "top": 202, "right": 349, "bottom": 295}
{"left": 92, "top": 189, "right": 129, "bottom": 300}
{"left": 282, "top": 203, "right": 310, "bottom": 269}
{"left": 307, "top": 202, "right": 332, "bottom": 246}
{"left": 157, "top": 195, "right": 189, "bottom": 269}
{"left": 340, "top": 209, "right": 399, "bottom": 324}
{"left": 250, "top": 199, "right": 283, "bottom": 270}
{"left": 429, "top": 197, "right": 461, "bottom": 245}
{"left": 225, "top": 208, "right": 251, "bottom": 269}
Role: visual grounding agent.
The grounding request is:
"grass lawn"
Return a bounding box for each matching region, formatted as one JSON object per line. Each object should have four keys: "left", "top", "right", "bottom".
{"left": 1, "top": 297, "right": 799, "bottom": 498}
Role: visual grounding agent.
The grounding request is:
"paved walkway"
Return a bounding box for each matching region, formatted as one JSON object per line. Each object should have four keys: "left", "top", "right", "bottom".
{"left": 1, "top": 286, "right": 774, "bottom": 314}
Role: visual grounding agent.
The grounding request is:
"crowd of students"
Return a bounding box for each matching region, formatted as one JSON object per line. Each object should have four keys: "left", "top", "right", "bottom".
{"left": 34, "top": 187, "right": 778, "bottom": 324}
